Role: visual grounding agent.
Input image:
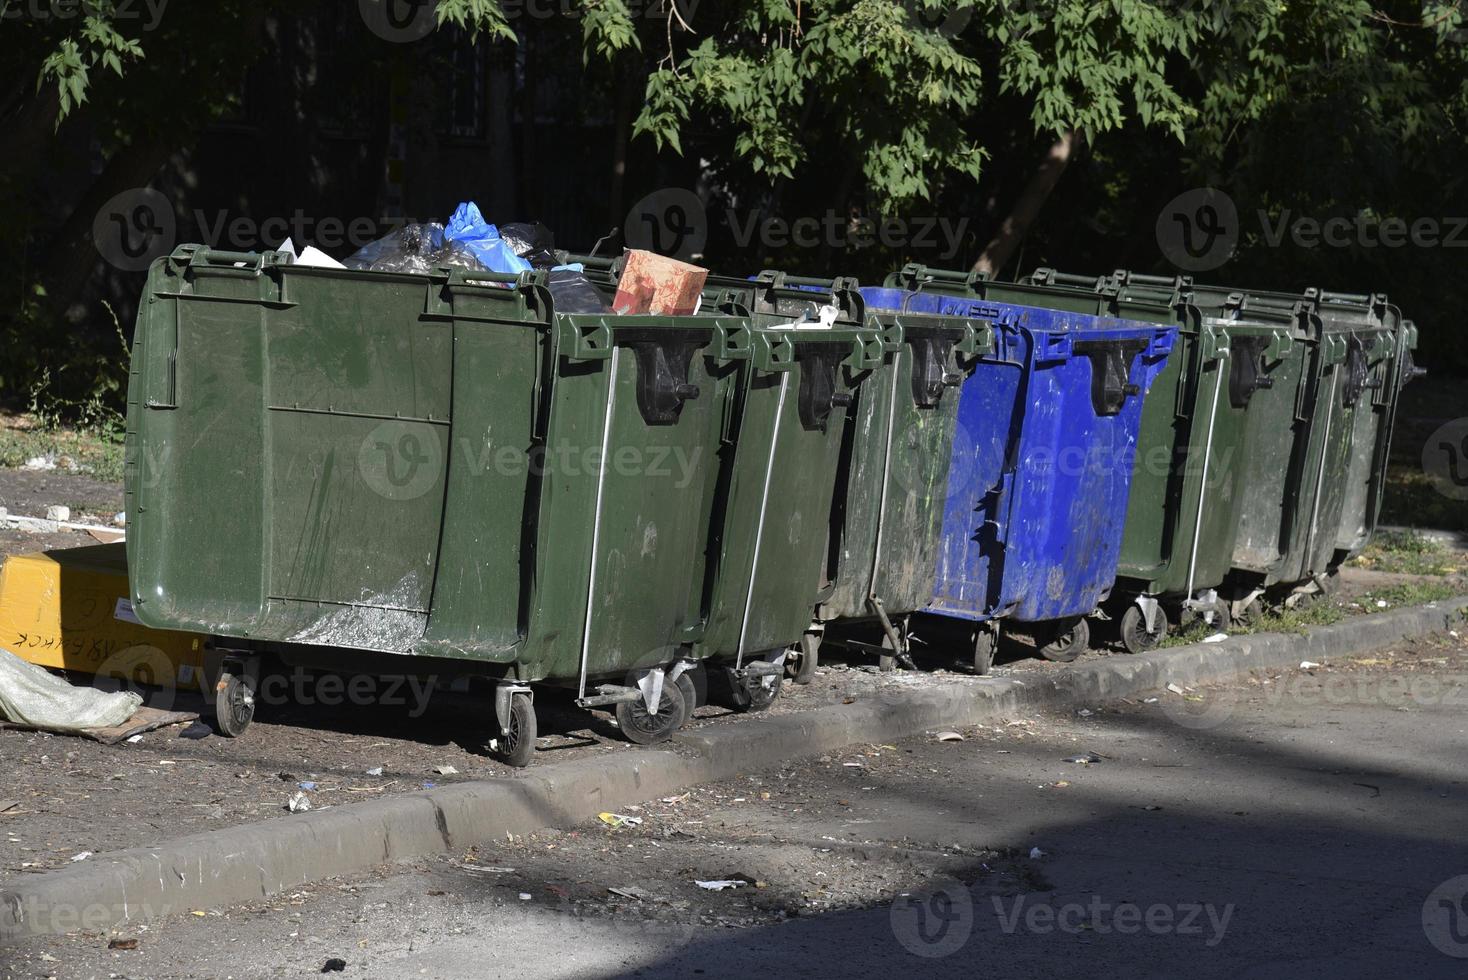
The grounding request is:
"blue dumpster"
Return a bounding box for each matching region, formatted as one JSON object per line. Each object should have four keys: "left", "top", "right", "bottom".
{"left": 860, "top": 286, "right": 1176, "bottom": 670}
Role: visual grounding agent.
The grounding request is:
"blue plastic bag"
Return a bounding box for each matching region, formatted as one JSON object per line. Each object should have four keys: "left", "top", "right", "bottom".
{"left": 445, "top": 202, "right": 532, "bottom": 275}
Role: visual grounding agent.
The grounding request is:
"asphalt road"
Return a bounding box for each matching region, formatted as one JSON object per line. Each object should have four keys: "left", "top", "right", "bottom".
{"left": 5, "top": 632, "right": 1467, "bottom": 979}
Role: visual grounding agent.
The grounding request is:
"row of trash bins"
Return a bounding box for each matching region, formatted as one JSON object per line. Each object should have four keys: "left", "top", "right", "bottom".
{"left": 122, "top": 219, "right": 1420, "bottom": 767}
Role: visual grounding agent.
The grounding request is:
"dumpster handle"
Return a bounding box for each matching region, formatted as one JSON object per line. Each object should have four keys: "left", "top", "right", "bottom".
{"left": 1113, "top": 270, "right": 1193, "bottom": 289}
{"left": 560, "top": 319, "right": 615, "bottom": 361}
{"left": 849, "top": 332, "right": 887, "bottom": 371}
{"left": 714, "top": 321, "right": 753, "bottom": 361}
{"left": 1029, "top": 268, "right": 1106, "bottom": 290}
{"left": 577, "top": 347, "right": 621, "bottom": 700}
{"left": 956, "top": 321, "right": 994, "bottom": 357}
{"left": 878, "top": 320, "right": 906, "bottom": 353}
{"left": 735, "top": 371, "right": 790, "bottom": 668}
{"left": 753, "top": 332, "right": 797, "bottom": 372}
{"left": 447, "top": 267, "right": 528, "bottom": 288}
{"left": 187, "top": 249, "right": 266, "bottom": 273}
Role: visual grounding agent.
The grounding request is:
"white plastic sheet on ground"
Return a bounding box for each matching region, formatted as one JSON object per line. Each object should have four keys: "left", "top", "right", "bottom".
{"left": 0, "top": 647, "right": 142, "bottom": 731}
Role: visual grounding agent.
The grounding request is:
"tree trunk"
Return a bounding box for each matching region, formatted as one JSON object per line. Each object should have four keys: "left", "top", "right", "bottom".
{"left": 971, "top": 129, "right": 1080, "bottom": 277}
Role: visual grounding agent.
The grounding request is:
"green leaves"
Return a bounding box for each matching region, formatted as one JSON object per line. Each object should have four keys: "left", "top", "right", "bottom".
{"left": 435, "top": 0, "right": 516, "bottom": 42}
{"left": 36, "top": 6, "right": 146, "bottom": 123}
{"left": 579, "top": 0, "right": 642, "bottom": 62}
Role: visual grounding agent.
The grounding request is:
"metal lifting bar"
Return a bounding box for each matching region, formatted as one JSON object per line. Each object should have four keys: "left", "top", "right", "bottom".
{"left": 1185, "top": 338, "right": 1229, "bottom": 599}
{"left": 577, "top": 347, "right": 620, "bottom": 700}
{"left": 736, "top": 371, "right": 790, "bottom": 668}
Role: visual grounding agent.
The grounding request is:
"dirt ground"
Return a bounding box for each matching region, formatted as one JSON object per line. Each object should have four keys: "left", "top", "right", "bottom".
{"left": 5, "top": 629, "right": 1468, "bottom": 978}
{"left": 1, "top": 465, "right": 1465, "bottom": 878}
{"left": 0, "top": 468, "right": 121, "bottom": 558}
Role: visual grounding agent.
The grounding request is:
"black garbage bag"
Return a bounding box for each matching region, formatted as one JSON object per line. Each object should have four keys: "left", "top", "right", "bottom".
{"left": 499, "top": 222, "right": 558, "bottom": 269}
{"left": 343, "top": 223, "right": 489, "bottom": 274}
{"left": 548, "top": 267, "right": 609, "bottom": 314}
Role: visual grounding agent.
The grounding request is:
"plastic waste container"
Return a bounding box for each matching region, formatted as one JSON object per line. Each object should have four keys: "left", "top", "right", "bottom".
{"left": 566, "top": 257, "right": 895, "bottom": 701}
{"left": 1276, "top": 291, "right": 1401, "bottom": 598}
{"left": 1334, "top": 308, "right": 1419, "bottom": 563}
{"left": 813, "top": 303, "right": 992, "bottom": 674}
{"left": 684, "top": 273, "right": 888, "bottom": 703}
{"left": 1158, "top": 285, "right": 1400, "bottom": 611}
{"left": 869, "top": 271, "right": 1176, "bottom": 671}
{"left": 127, "top": 245, "right": 762, "bottom": 763}
{"left": 1027, "top": 270, "right": 1314, "bottom": 650}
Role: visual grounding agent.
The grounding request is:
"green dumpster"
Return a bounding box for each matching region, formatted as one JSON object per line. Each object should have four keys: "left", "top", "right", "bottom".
{"left": 1146, "top": 282, "right": 1331, "bottom": 614}
{"left": 1272, "top": 291, "right": 1399, "bottom": 599}
{"left": 127, "top": 245, "right": 756, "bottom": 763}
{"left": 1335, "top": 306, "right": 1418, "bottom": 562}
{"left": 685, "top": 273, "right": 887, "bottom": 704}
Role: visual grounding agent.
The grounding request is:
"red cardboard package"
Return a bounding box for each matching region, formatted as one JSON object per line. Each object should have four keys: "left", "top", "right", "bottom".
{"left": 612, "top": 249, "right": 709, "bottom": 316}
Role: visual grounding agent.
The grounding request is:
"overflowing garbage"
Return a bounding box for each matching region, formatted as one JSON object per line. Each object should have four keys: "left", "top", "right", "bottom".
{"left": 327, "top": 201, "right": 628, "bottom": 314}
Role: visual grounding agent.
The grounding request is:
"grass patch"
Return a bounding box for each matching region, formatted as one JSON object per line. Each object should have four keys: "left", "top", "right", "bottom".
{"left": 0, "top": 413, "right": 125, "bottom": 483}
{"left": 1354, "top": 581, "right": 1462, "bottom": 609}
{"left": 1261, "top": 601, "right": 1346, "bottom": 635}
{"left": 1158, "top": 619, "right": 1221, "bottom": 648}
{"left": 1348, "top": 529, "right": 1462, "bottom": 576}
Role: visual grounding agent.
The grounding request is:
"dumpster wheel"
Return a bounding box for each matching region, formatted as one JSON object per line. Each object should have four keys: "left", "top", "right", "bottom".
{"left": 1235, "top": 597, "right": 1265, "bottom": 628}
{"left": 212, "top": 669, "right": 256, "bottom": 738}
{"left": 972, "top": 623, "right": 998, "bottom": 676}
{"left": 674, "top": 671, "right": 700, "bottom": 728}
{"left": 495, "top": 693, "right": 537, "bottom": 769}
{"left": 1119, "top": 604, "right": 1168, "bottom": 655}
{"left": 616, "top": 679, "right": 687, "bottom": 745}
{"left": 786, "top": 632, "right": 820, "bottom": 686}
{"left": 710, "top": 663, "right": 783, "bottom": 714}
{"left": 1039, "top": 617, "right": 1090, "bottom": 663}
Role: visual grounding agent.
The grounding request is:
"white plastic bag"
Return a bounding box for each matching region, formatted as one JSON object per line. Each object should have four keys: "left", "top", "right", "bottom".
{"left": 0, "top": 648, "right": 142, "bottom": 731}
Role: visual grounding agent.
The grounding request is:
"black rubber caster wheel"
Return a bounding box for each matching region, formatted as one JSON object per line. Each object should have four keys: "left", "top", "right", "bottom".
{"left": 211, "top": 670, "right": 255, "bottom": 738}
{"left": 1039, "top": 617, "right": 1090, "bottom": 663}
{"left": 786, "top": 633, "right": 820, "bottom": 686}
{"left": 674, "top": 671, "right": 699, "bottom": 728}
{"left": 616, "top": 678, "right": 687, "bottom": 744}
{"left": 711, "top": 663, "right": 783, "bottom": 714}
{"left": 1235, "top": 597, "right": 1265, "bottom": 628}
{"left": 1118, "top": 604, "right": 1168, "bottom": 654}
{"left": 972, "top": 625, "right": 997, "bottom": 675}
{"left": 496, "top": 692, "right": 537, "bottom": 768}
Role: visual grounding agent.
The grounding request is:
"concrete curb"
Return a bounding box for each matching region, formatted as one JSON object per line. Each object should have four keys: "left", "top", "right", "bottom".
{"left": 4, "top": 596, "right": 1464, "bottom": 941}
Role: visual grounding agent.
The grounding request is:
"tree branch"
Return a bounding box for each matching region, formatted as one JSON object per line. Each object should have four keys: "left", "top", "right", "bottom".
{"left": 971, "top": 128, "right": 1081, "bottom": 277}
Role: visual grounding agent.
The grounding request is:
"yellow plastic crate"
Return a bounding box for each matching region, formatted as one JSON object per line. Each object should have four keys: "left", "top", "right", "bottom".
{"left": 0, "top": 544, "right": 203, "bottom": 688}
